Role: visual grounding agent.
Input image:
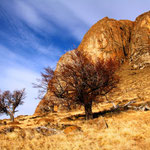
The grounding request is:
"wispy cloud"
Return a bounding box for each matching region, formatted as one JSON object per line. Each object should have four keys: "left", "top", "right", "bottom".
{"left": 12, "top": 0, "right": 56, "bottom": 34}
{"left": 20, "top": 0, "right": 89, "bottom": 41}
{"left": 0, "top": 44, "right": 29, "bottom": 68}
{"left": 15, "top": 1, "right": 43, "bottom": 27}
{"left": 0, "top": 0, "right": 82, "bottom": 58}
{"left": 61, "top": 0, "right": 150, "bottom": 26}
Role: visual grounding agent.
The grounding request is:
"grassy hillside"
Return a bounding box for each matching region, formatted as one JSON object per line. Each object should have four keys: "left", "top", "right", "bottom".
{"left": 1, "top": 64, "right": 150, "bottom": 150}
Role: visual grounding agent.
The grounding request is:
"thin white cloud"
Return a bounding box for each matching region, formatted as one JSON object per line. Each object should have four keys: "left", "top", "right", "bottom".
{"left": 61, "top": 0, "right": 108, "bottom": 26}
{"left": 0, "top": 44, "right": 29, "bottom": 68}
{"left": 25, "top": 0, "right": 89, "bottom": 41}
{"left": 1, "top": 0, "right": 89, "bottom": 42}
{"left": 62, "top": 0, "right": 150, "bottom": 23}
{"left": 13, "top": 0, "right": 55, "bottom": 33}
{"left": 0, "top": 25, "right": 62, "bottom": 60}
{"left": 15, "top": 1, "right": 42, "bottom": 27}
{"left": 36, "top": 44, "right": 63, "bottom": 57}
{"left": 1, "top": 0, "right": 150, "bottom": 42}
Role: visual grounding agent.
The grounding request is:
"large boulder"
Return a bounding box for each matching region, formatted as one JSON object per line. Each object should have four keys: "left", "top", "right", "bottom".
{"left": 78, "top": 17, "right": 133, "bottom": 62}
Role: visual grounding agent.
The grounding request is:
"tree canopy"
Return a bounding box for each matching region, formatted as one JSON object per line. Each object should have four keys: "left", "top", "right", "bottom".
{"left": 49, "top": 50, "right": 119, "bottom": 119}
{"left": 0, "top": 89, "right": 25, "bottom": 121}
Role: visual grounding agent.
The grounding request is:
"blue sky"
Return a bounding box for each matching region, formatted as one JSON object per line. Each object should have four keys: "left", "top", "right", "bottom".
{"left": 0, "top": 0, "right": 149, "bottom": 119}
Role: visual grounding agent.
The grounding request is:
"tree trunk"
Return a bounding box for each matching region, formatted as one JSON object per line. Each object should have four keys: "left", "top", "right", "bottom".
{"left": 9, "top": 113, "right": 14, "bottom": 122}
{"left": 84, "top": 101, "right": 93, "bottom": 120}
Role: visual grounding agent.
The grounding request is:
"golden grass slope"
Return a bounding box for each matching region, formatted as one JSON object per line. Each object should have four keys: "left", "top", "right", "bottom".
{"left": 1, "top": 64, "right": 150, "bottom": 150}
{"left": 1, "top": 110, "right": 150, "bottom": 150}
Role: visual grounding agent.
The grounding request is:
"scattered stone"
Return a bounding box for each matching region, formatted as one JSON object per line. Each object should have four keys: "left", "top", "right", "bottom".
{"left": 36, "top": 118, "right": 54, "bottom": 125}
{"left": 64, "top": 125, "right": 82, "bottom": 134}
{"left": 138, "top": 105, "right": 150, "bottom": 111}
{"left": 0, "top": 120, "right": 7, "bottom": 126}
{"left": 35, "top": 126, "right": 61, "bottom": 136}
{"left": 0, "top": 126, "right": 21, "bottom": 134}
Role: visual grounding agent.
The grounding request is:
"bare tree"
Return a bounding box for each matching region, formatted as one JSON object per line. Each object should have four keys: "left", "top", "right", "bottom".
{"left": 33, "top": 67, "right": 54, "bottom": 99}
{"left": 49, "top": 50, "right": 119, "bottom": 120}
{"left": 0, "top": 89, "right": 25, "bottom": 122}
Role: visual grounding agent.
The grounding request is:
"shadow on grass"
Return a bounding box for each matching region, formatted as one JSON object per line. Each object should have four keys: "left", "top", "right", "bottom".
{"left": 66, "top": 107, "right": 129, "bottom": 121}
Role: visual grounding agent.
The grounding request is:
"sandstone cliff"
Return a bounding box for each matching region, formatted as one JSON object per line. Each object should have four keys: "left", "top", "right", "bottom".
{"left": 35, "top": 11, "right": 150, "bottom": 115}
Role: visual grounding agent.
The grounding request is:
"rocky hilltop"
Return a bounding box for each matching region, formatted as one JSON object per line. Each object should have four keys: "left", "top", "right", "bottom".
{"left": 35, "top": 11, "right": 150, "bottom": 114}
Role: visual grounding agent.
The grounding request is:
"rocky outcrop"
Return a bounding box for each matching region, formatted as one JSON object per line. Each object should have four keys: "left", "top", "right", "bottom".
{"left": 34, "top": 50, "right": 76, "bottom": 114}
{"left": 34, "top": 94, "right": 52, "bottom": 114}
{"left": 78, "top": 17, "right": 133, "bottom": 62}
{"left": 55, "top": 50, "right": 75, "bottom": 71}
{"left": 35, "top": 11, "right": 150, "bottom": 115}
{"left": 129, "top": 11, "right": 150, "bottom": 69}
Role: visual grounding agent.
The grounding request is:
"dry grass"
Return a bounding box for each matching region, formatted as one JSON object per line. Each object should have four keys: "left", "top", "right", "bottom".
{"left": 0, "top": 109, "right": 150, "bottom": 150}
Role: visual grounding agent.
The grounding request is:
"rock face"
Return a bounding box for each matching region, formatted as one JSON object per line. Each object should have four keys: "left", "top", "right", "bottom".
{"left": 129, "top": 11, "right": 150, "bottom": 69}
{"left": 55, "top": 50, "right": 76, "bottom": 71}
{"left": 35, "top": 11, "right": 150, "bottom": 115}
{"left": 78, "top": 17, "right": 133, "bottom": 62}
{"left": 34, "top": 93, "right": 52, "bottom": 114}
{"left": 34, "top": 50, "right": 75, "bottom": 114}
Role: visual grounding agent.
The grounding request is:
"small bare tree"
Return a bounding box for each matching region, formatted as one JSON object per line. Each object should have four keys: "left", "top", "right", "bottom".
{"left": 0, "top": 89, "right": 25, "bottom": 122}
{"left": 49, "top": 50, "right": 119, "bottom": 120}
{"left": 33, "top": 67, "right": 54, "bottom": 99}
